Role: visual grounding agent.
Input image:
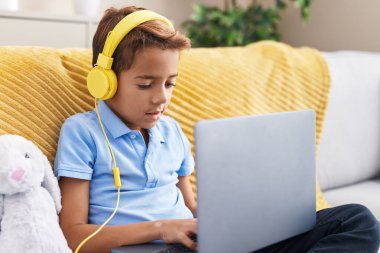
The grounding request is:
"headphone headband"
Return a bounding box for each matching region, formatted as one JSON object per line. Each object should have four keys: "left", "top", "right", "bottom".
{"left": 96, "top": 10, "right": 175, "bottom": 69}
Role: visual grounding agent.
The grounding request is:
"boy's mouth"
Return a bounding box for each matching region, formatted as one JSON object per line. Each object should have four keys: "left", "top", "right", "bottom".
{"left": 146, "top": 107, "right": 165, "bottom": 115}
{"left": 146, "top": 111, "right": 161, "bottom": 115}
{"left": 147, "top": 112, "right": 161, "bottom": 115}
{"left": 146, "top": 110, "right": 163, "bottom": 121}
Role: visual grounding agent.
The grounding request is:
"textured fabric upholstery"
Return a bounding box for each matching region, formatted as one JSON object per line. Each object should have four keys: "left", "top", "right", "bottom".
{"left": 0, "top": 41, "right": 330, "bottom": 210}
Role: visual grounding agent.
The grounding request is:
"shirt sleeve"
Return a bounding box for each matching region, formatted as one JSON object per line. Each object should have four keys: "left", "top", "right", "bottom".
{"left": 54, "top": 116, "right": 95, "bottom": 180}
{"left": 173, "top": 120, "right": 195, "bottom": 177}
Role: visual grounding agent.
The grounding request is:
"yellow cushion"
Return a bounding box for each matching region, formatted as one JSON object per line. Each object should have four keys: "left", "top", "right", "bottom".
{"left": 0, "top": 41, "right": 330, "bottom": 211}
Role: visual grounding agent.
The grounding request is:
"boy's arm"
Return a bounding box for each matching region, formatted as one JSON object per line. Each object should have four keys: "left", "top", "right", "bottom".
{"left": 177, "top": 175, "right": 197, "bottom": 217}
{"left": 59, "top": 177, "right": 197, "bottom": 253}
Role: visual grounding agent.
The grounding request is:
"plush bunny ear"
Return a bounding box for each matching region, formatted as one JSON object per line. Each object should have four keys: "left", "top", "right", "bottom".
{"left": 42, "top": 156, "right": 62, "bottom": 214}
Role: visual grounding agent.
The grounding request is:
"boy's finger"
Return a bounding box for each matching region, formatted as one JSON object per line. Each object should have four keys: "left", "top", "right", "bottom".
{"left": 181, "top": 235, "right": 197, "bottom": 250}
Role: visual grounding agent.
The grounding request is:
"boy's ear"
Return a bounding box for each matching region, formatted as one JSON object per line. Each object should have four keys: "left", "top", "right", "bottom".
{"left": 41, "top": 156, "right": 62, "bottom": 214}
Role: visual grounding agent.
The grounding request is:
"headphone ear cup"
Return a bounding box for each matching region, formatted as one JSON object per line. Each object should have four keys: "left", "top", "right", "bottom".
{"left": 87, "top": 67, "right": 118, "bottom": 100}
{"left": 104, "top": 69, "right": 118, "bottom": 100}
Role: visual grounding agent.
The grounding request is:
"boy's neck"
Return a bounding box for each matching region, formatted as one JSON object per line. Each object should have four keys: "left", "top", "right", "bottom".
{"left": 141, "top": 128, "right": 149, "bottom": 146}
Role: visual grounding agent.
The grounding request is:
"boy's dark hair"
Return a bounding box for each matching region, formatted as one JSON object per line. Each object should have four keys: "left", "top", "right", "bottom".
{"left": 92, "top": 6, "right": 191, "bottom": 77}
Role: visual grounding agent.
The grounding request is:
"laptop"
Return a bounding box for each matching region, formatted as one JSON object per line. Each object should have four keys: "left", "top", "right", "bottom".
{"left": 112, "top": 110, "right": 316, "bottom": 253}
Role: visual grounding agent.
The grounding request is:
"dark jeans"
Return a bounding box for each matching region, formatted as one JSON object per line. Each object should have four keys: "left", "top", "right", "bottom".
{"left": 253, "top": 204, "right": 380, "bottom": 253}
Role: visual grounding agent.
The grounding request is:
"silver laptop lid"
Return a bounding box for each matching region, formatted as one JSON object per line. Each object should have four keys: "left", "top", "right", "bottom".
{"left": 195, "top": 110, "right": 316, "bottom": 253}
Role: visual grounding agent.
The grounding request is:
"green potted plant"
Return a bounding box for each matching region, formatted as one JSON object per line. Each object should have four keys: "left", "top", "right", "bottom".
{"left": 181, "top": 0, "right": 311, "bottom": 47}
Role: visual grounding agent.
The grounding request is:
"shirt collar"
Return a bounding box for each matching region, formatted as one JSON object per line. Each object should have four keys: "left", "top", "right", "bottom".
{"left": 96, "top": 100, "right": 132, "bottom": 139}
{"left": 96, "top": 100, "right": 166, "bottom": 143}
{"left": 149, "top": 125, "right": 165, "bottom": 144}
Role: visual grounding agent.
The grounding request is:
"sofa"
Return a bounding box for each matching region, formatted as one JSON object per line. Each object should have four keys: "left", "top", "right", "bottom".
{"left": 0, "top": 41, "right": 378, "bottom": 248}
{"left": 317, "top": 51, "right": 380, "bottom": 221}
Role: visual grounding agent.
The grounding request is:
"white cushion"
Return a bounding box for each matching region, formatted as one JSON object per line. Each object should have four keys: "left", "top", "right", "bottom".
{"left": 318, "top": 52, "right": 380, "bottom": 191}
{"left": 323, "top": 177, "right": 380, "bottom": 221}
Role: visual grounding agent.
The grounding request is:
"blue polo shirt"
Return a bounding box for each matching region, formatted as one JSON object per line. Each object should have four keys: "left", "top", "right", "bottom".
{"left": 54, "top": 100, "right": 194, "bottom": 225}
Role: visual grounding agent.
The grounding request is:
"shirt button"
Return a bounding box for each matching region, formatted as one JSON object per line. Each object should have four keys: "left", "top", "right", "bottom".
{"left": 130, "top": 134, "right": 136, "bottom": 139}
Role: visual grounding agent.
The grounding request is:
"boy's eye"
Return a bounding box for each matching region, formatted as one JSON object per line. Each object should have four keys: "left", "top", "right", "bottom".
{"left": 137, "top": 84, "right": 151, "bottom": 90}
{"left": 166, "top": 83, "right": 176, "bottom": 88}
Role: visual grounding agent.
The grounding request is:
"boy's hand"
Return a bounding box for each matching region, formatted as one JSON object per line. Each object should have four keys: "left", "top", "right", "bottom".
{"left": 158, "top": 219, "right": 198, "bottom": 250}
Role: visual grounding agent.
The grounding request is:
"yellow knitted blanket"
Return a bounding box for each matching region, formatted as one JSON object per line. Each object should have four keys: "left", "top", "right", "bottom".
{"left": 0, "top": 41, "right": 330, "bottom": 210}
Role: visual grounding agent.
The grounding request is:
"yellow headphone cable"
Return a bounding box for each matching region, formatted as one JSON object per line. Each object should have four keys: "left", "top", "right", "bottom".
{"left": 74, "top": 98, "right": 122, "bottom": 253}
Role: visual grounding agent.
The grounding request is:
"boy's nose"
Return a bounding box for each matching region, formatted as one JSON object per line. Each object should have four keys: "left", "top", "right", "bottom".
{"left": 152, "top": 88, "right": 168, "bottom": 104}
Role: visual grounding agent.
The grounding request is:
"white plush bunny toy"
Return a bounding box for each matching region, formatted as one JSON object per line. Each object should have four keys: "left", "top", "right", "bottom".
{"left": 0, "top": 134, "right": 71, "bottom": 253}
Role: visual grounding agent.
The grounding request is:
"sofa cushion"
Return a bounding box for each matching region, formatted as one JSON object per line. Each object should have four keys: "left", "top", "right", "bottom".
{"left": 323, "top": 177, "right": 380, "bottom": 221}
{"left": 318, "top": 52, "right": 380, "bottom": 191}
{"left": 0, "top": 41, "right": 331, "bottom": 210}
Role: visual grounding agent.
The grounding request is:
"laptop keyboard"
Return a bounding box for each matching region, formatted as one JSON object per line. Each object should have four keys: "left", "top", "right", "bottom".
{"left": 157, "top": 236, "right": 197, "bottom": 253}
{"left": 156, "top": 243, "right": 197, "bottom": 253}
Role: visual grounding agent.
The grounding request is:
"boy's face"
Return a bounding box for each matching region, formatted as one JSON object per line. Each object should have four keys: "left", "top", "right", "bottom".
{"left": 106, "top": 47, "right": 179, "bottom": 131}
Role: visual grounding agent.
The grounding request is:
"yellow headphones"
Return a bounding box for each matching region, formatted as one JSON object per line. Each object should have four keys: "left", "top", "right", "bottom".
{"left": 86, "top": 9, "right": 175, "bottom": 100}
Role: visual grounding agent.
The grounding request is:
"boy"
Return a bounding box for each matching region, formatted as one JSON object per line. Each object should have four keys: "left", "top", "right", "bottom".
{"left": 55, "top": 5, "right": 380, "bottom": 253}
{"left": 55, "top": 6, "right": 197, "bottom": 253}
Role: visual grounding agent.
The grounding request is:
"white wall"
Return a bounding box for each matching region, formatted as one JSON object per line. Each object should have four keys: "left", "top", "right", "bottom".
{"left": 10, "top": 0, "right": 380, "bottom": 52}
{"left": 99, "top": 0, "right": 227, "bottom": 27}
{"left": 100, "top": 0, "right": 194, "bottom": 27}
{"left": 16, "top": 0, "right": 199, "bottom": 27}
{"left": 14, "top": 0, "right": 226, "bottom": 26}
